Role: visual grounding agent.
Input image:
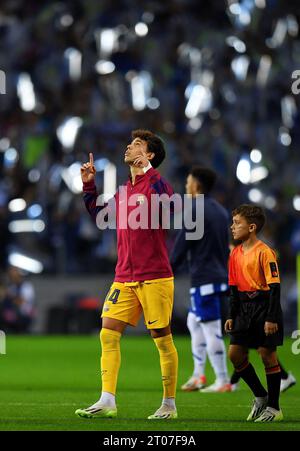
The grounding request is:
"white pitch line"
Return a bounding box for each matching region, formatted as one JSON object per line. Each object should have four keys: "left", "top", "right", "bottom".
{"left": 0, "top": 403, "right": 78, "bottom": 406}
{"left": 1, "top": 403, "right": 296, "bottom": 411}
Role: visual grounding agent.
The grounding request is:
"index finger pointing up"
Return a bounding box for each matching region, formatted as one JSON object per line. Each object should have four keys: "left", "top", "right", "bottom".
{"left": 89, "top": 152, "right": 94, "bottom": 166}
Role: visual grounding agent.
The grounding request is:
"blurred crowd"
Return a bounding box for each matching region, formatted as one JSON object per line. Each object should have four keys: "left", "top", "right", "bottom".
{"left": 0, "top": 266, "right": 35, "bottom": 333}
{"left": 0, "top": 0, "right": 300, "bottom": 276}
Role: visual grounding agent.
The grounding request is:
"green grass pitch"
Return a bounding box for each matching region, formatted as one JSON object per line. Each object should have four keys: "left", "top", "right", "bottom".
{"left": 0, "top": 335, "right": 299, "bottom": 431}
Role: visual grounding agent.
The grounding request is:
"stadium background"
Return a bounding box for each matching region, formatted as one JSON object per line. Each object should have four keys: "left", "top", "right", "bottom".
{"left": 1, "top": 0, "right": 299, "bottom": 335}
{"left": 0, "top": 0, "right": 300, "bottom": 433}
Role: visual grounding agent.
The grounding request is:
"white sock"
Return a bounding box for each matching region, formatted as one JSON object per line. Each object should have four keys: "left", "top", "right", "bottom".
{"left": 98, "top": 391, "right": 116, "bottom": 407}
{"left": 162, "top": 397, "right": 176, "bottom": 409}
{"left": 187, "top": 312, "right": 207, "bottom": 378}
{"left": 201, "top": 319, "right": 229, "bottom": 383}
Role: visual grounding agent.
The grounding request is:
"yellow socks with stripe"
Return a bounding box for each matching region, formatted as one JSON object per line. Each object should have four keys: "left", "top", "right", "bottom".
{"left": 154, "top": 334, "right": 178, "bottom": 402}
{"left": 100, "top": 328, "right": 121, "bottom": 396}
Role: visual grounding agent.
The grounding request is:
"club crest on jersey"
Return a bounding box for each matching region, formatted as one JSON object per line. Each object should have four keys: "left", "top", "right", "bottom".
{"left": 269, "top": 262, "right": 278, "bottom": 277}
{"left": 137, "top": 195, "right": 145, "bottom": 205}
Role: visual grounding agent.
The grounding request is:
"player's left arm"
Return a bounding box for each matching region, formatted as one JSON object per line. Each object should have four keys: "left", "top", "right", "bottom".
{"left": 261, "top": 249, "right": 281, "bottom": 335}
{"left": 264, "top": 283, "right": 280, "bottom": 335}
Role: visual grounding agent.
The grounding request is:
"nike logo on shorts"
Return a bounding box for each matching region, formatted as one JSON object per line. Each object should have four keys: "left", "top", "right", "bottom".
{"left": 148, "top": 320, "right": 158, "bottom": 325}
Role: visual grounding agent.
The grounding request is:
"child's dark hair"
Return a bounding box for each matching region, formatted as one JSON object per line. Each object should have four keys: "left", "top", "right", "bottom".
{"left": 189, "top": 166, "right": 217, "bottom": 194}
{"left": 132, "top": 129, "right": 165, "bottom": 168}
{"left": 232, "top": 204, "right": 266, "bottom": 233}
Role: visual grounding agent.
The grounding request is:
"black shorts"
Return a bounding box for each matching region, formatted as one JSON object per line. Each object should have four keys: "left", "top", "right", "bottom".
{"left": 229, "top": 300, "right": 284, "bottom": 349}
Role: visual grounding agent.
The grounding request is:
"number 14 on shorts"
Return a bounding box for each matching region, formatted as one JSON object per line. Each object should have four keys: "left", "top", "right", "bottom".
{"left": 106, "top": 289, "right": 120, "bottom": 304}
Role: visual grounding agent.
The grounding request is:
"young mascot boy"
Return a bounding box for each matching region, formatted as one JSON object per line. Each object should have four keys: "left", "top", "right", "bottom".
{"left": 225, "top": 204, "right": 283, "bottom": 422}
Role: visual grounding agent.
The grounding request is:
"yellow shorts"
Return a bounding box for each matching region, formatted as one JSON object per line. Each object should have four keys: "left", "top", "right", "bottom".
{"left": 101, "top": 277, "right": 174, "bottom": 329}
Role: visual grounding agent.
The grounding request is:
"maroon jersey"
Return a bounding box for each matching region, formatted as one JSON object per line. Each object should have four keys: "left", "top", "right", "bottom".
{"left": 83, "top": 167, "right": 174, "bottom": 282}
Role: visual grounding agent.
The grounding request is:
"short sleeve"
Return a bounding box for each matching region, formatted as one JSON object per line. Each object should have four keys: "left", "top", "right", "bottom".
{"left": 261, "top": 248, "right": 280, "bottom": 284}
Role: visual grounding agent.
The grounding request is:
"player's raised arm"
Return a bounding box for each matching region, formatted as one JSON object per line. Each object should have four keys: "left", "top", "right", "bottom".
{"left": 81, "top": 152, "right": 116, "bottom": 224}
{"left": 81, "top": 152, "right": 99, "bottom": 221}
{"left": 81, "top": 152, "right": 96, "bottom": 183}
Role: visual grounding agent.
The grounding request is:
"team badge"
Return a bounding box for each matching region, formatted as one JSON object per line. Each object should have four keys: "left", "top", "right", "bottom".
{"left": 137, "top": 195, "right": 145, "bottom": 205}
{"left": 269, "top": 262, "right": 278, "bottom": 277}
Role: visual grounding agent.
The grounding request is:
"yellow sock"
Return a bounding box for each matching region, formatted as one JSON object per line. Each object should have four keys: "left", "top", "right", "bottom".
{"left": 154, "top": 334, "right": 178, "bottom": 399}
{"left": 100, "top": 328, "right": 121, "bottom": 395}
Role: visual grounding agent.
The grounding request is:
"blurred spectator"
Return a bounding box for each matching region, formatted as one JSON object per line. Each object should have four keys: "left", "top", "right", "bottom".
{"left": 0, "top": 0, "right": 299, "bottom": 278}
{"left": 0, "top": 266, "right": 35, "bottom": 333}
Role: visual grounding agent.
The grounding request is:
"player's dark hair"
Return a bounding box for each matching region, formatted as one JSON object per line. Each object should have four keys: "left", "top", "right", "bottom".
{"left": 189, "top": 166, "right": 217, "bottom": 194}
{"left": 132, "top": 129, "right": 165, "bottom": 168}
{"left": 232, "top": 204, "right": 266, "bottom": 233}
